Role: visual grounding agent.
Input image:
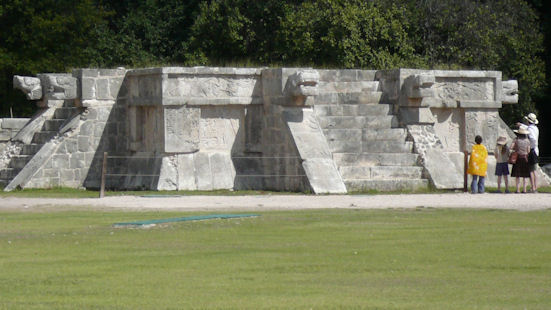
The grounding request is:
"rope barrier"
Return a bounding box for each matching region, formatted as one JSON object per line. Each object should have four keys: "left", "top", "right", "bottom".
{"left": 103, "top": 173, "right": 306, "bottom": 177}
{"left": 105, "top": 174, "right": 161, "bottom": 177}
{"left": 104, "top": 155, "right": 302, "bottom": 159}
{"left": 98, "top": 152, "right": 308, "bottom": 198}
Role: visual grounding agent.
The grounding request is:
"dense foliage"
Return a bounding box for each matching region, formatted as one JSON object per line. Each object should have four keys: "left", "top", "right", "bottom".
{"left": 0, "top": 0, "right": 108, "bottom": 115}
{"left": 0, "top": 0, "right": 548, "bottom": 153}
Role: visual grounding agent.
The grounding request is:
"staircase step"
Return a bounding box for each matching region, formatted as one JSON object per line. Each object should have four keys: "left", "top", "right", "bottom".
{"left": 9, "top": 155, "right": 32, "bottom": 169}
{"left": 62, "top": 101, "right": 77, "bottom": 108}
{"left": 345, "top": 179, "right": 429, "bottom": 192}
{"left": 339, "top": 166, "right": 423, "bottom": 180}
{"left": 323, "top": 129, "right": 362, "bottom": 140}
{"left": 314, "top": 104, "right": 343, "bottom": 117}
{"left": 364, "top": 115, "right": 399, "bottom": 129}
{"left": 54, "top": 107, "right": 77, "bottom": 119}
{"left": 20, "top": 143, "right": 43, "bottom": 155}
{"left": 328, "top": 142, "right": 360, "bottom": 153}
{"left": 363, "top": 128, "right": 407, "bottom": 141}
{"left": 318, "top": 116, "right": 364, "bottom": 129}
{"left": 31, "top": 131, "right": 56, "bottom": 144}
{"left": 333, "top": 153, "right": 419, "bottom": 166}
{"left": 315, "top": 92, "right": 364, "bottom": 105}
{"left": 357, "top": 92, "right": 383, "bottom": 104}
{"left": 315, "top": 103, "right": 391, "bottom": 117}
{"left": 319, "top": 115, "right": 397, "bottom": 130}
{"left": 324, "top": 129, "right": 362, "bottom": 153}
{"left": 357, "top": 104, "right": 391, "bottom": 116}
{"left": 43, "top": 119, "right": 66, "bottom": 131}
{"left": 341, "top": 104, "right": 391, "bottom": 116}
{"left": 318, "top": 81, "right": 380, "bottom": 93}
{"left": 315, "top": 91, "right": 386, "bottom": 105}
{"left": 362, "top": 141, "right": 413, "bottom": 153}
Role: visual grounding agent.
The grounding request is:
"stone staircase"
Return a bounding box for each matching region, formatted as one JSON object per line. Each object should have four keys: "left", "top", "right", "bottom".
{"left": 0, "top": 104, "right": 80, "bottom": 187}
{"left": 314, "top": 72, "right": 429, "bottom": 192}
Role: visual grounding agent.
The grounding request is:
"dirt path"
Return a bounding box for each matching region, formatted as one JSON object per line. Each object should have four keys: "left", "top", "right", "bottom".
{"left": 1, "top": 192, "right": 550, "bottom": 212}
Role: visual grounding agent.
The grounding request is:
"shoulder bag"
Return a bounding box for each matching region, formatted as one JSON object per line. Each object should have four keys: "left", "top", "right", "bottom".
{"left": 508, "top": 151, "right": 518, "bottom": 164}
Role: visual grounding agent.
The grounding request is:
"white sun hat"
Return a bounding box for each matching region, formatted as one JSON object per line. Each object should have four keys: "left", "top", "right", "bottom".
{"left": 524, "top": 113, "right": 539, "bottom": 125}
{"left": 514, "top": 127, "right": 530, "bottom": 135}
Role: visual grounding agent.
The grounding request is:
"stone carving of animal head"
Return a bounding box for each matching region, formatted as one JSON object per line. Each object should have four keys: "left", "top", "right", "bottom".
{"left": 502, "top": 80, "right": 518, "bottom": 104}
{"left": 13, "top": 76, "right": 42, "bottom": 100}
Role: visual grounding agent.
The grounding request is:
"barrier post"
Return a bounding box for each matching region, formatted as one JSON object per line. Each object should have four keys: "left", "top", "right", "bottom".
{"left": 100, "top": 152, "right": 107, "bottom": 198}
{"left": 463, "top": 151, "right": 469, "bottom": 192}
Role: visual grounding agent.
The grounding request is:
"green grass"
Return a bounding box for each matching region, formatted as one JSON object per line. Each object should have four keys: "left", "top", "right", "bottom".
{"left": 1, "top": 208, "right": 550, "bottom": 309}
{"left": 1, "top": 186, "right": 549, "bottom": 198}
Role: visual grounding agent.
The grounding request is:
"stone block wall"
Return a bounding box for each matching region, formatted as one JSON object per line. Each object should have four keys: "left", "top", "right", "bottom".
{"left": 0, "top": 118, "right": 29, "bottom": 142}
{"left": 21, "top": 69, "right": 128, "bottom": 189}
{"left": 0, "top": 119, "right": 29, "bottom": 163}
{"left": 24, "top": 103, "right": 127, "bottom": 189}
{"left": 116, "top": 67, "right": 276, "bottom": 191}
{"left": 260, "top": 104, "right": 308, "bottom": 192}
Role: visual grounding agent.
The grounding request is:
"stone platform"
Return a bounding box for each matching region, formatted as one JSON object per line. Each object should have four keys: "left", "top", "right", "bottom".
{"left": 2, "top": 67, "right": 549, "bottom": 192}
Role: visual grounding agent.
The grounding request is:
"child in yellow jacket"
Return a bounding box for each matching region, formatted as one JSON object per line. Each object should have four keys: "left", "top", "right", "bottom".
{"left": 467, "top": 135, "right": 488, "bottom": 194}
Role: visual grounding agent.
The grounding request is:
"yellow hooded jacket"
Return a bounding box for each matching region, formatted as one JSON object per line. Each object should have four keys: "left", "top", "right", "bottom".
{"left": 467, "top": 144, "right": 488, "bottom": 176}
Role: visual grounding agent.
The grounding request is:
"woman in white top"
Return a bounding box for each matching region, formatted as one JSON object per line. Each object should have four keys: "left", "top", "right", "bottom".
{"left": 516, "top": 113, "right": 539, "bottom": 192}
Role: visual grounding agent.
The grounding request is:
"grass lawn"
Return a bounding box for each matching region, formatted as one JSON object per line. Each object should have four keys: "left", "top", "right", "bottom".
{"left": 0, "top": 186, "right": 549, "bottom": 198}
{"left": 1, "top": 208, "right": 550, "bottom": 309}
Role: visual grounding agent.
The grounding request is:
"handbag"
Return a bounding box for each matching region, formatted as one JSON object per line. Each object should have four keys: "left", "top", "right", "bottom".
{"left": 508, "top": 151, "right": 518, "bottom": 164}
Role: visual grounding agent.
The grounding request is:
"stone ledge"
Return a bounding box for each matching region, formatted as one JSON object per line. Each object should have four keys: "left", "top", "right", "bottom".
{"left": 1, "top": 118, "right": 30, "bottom": 129}
{"left": 459, "top": 100, "right": 502, "bottom": 109}
{"left": 182, "top": 97, "right": 264, "bottom": 106}
{"left": 127, "top": 67, "right": 264, "bottom": 77}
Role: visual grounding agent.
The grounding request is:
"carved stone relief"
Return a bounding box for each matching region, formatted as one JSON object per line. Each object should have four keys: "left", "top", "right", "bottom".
{"left": 433, "top": 77, "right": 494, "bottom": 104}
{"left": 199, "top": 106, "right": 244, "bottom": 151}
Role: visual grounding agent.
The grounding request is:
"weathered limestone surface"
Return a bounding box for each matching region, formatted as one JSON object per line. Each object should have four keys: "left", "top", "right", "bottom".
{"left": 259, "top": 103, "right": 308, "bottom": 192}
{"left": 165, "top": 106, "right": 199, "bottom": 153}
{"left": 13, "top": 76, "right": 42, "bottom": 100}
{"left": 398, "top": 69, "right": 503, "bottom": 111}
{"left": 502, "top": 80, "right": 519, "bottom": 104}
{"left": 0, "top": 118, "right": 30, "bottom": 141}
{"left": 119, "top": 68, "right": 265, "bottom": 191}
{"left": 74, "top": 68, "right": 127, "bottom": 101}
{"left": 20, "top": 104, "right": 118, "bottom": 190}
{"left": 283, "top": 108, "right": 346, "bottom": 194}
{"left": 38, "top": 74, "right": 77, "bottom": 101}
{"left": 4, "top": 140, "right": 60, "bottom": 190}
{"left": 262, "top": 68, "right": 320, "bottom": 107}
{"left": 12, "top": 108, "right": 57, "bottom": 144}
{"left": 465, "top": 110, "right": 500, "bottom": 152}
{"left": 5, "top": 66, "right": 548, "bottom": 192}
{"left": 407, "top": 125, "right": 463, "bottom": 188}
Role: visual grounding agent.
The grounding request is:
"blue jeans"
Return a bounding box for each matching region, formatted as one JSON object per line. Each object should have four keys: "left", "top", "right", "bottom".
{"left": 471, "top": 175, "right": 485, "bottom": 194}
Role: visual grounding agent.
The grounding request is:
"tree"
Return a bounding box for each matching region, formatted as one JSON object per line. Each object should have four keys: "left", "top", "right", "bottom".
{"left": 0, "top": 0, "right": 109, "bottom": 116}
{"left": 182, "top": 0, "right": 294, "bottom": 66}
{"left": 90, "top": 0, "right": 202, "bottom": 67}
{"left": 183, "top": 0, "right": 422, "bottom": 69}
{"left": 274, "top": 0, "right": 422, "bottom": 68}
{"left": 379, "top": 0, "right": 545, "bottom": 126}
